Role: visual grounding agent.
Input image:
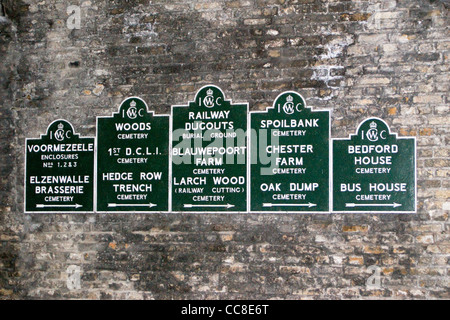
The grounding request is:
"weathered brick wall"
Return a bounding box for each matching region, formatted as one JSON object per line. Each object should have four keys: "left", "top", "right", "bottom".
{"left": 0, "top": 0, "right": 448, "bottom": 299}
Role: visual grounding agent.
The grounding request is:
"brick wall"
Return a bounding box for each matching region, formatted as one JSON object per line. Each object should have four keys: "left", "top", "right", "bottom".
{"left": 0, "top": 0, "right": 448, "bottom": 299}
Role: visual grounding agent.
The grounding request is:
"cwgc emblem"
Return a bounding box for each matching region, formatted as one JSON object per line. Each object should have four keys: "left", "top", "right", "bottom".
{"left": 365, "top": 121, "right": 386, "bottom": 142}
{"left": 282, "top": 95, "right": 295, "bottom": 114}
{"left": 277, "top": 94, "right": 304, "bottom": 114}
{"left": 203, "top": 88, "right": 215, "bottom": 108}
{"left": 54, "top": 123, "right": 67, "bottom": 141}
{"left": 126, "top": 100, "right": 138, "bottom": 119}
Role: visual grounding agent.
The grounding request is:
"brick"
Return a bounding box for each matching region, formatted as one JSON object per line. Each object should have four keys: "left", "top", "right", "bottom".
{"left": 243, "top": 18, "right": 269, "bottom": 26}
{"left": 348, "top": 256, "right": 364, "bottom": 265}
{"left": 0, "top": 0, "right": 448, "bottom": 302}
{"left": 413, "top": 95, "right": 443, "bottom": 104}
{"left": 417, "top": 235, "right": 435, "bottom": 244}
{"left": 279, "top": 266, "right": 310, "bottom": 274}
{"left": 340, "top": 13, "right": 372, "bottom": 22}
{"left": 359, "top": 77, "right": 391, "bottom": 85}
{"left": 358, "top": 34, "right": 387, "bottom": 44}
{"left": 363, "top": 246, "right": 385, "bottom": 254}
{"left": 194, "top": 2, "right": 222, "bottom": 10}
{"left": 387, "top": 107, "right": 397, "bottom": 115}
{"left": 343, "top": 225, "right": 369, "bottom": 233}
{"left": 225, "top": 1, "right": 252, "bottom": 8}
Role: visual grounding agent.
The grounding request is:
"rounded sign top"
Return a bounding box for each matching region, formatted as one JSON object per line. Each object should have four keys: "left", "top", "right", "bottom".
{"left": 355, "top": 118, "right": 393, "bottom": 143}
{"left": 273, "top": 91, "right": 306, "bottom": 115}
{"left": 118, "top": 97, "right": 149, "bottom": 120}
{"left": 194, "top": 85, "right": 226, "bottom": 109}
{"left": 45, "top": 119, "right": 76, "bottom": 142}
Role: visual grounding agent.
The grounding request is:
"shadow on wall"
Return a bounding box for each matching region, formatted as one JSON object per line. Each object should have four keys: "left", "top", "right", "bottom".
{"left": 430, "top": 0, "right": 449, "bottom": 8}
{"left": 1, "top": 0, "right": 27, "bottom": 26}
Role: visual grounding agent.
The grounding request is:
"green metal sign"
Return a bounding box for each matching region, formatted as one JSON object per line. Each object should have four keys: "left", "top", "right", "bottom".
{"left": 332, "top": 118, "right": 416, "bottom": 213}
{"left": 25, "top": 120, "right": 94, "bottom": 213}
{"left": 24, "top": 91, "right": 417, "bottom": 215}
{"left": 96, "top": 97, "right": 169, "bottom": 212}
{"left": 171, "top": 85, "right": 248, "bottom": 212}
{"left": 250, "top": 92, "right": 330, "bottom": 212}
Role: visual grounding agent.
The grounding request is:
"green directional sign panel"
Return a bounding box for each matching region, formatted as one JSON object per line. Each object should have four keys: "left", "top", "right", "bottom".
{"left": 25, "top": 120, "right": 94, "bottom": 213}
{"left": 171, "top": 85, "right": 248, "bottom": 212}
{"left": 96, "top": 97, "right": 169, "bottom": 212}
{"left": 332, "top": 118, "right": 416, "bottom": 213}
{"left": 250, "top": 92, "right": 330, "bottom": 212}
{"left": 24, "top": 93, "right": 418, "bottom": 215}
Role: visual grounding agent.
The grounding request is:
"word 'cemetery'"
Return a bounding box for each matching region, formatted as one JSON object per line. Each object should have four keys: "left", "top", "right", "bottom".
{"left": 25, "top": 85, "right": 416, "bottom": 214}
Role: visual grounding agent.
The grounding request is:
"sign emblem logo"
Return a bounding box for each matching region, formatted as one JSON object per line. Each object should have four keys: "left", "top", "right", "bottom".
{"left": 54, "top": 123, "right": 66, "bottom": 141}
{"left": 282, "top": 95, "right": 295, "bottom": 114}
{"left": 203, "top": 89, "right": 215, "bottom": 108}
{"left": 366, "top": 121, "right": 379, "bottom": 141}
{"left": 126, "top": 100, "right": 138, "bottom": 119}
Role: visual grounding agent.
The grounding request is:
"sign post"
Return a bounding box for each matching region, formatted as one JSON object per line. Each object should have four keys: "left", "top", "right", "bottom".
{"left": 249, "top": 92, "right": 330, "bottom": 213}
{"left": 332, "top": 118, "right": 416, "bottom": 213}
{"left": 171, "top": 85, "right": 248, "bottom": 212}
{"left": 96, "top": 97, "right": 169, "bottom": 212}
{"left": 25, "top": 120, "right": 95, "bottom": 213}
